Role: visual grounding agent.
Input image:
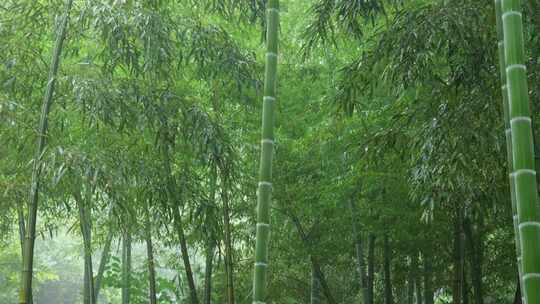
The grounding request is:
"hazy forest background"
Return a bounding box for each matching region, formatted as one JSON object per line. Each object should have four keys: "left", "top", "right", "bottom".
{"left": 1, "top": 0, "right": 540, "bottom": 303}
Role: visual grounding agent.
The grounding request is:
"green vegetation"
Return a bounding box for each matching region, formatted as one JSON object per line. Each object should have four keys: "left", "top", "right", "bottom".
{"left": 1, "top": 0, "right": 539, "bottom": 303}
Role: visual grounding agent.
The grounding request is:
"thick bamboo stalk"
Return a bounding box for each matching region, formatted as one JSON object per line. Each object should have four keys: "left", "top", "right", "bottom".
{"left": 19, "top": 1, "right": 73, "bottom": 303}
{"left": 253, "top": 0, "right": 280, "bottom": 303}
{"left": 500, "top": 0, "right": 540, "bottom": 302}
{"left": 494, "top": 1, "right": 526, "bottom": 302}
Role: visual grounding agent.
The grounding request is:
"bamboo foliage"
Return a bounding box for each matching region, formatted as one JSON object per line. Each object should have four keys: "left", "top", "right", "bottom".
{"left": 252, "top": 0, "right": 279, "bottom": 303}
{"left": 500, "top": 0, "right": 540, "bottom": 302}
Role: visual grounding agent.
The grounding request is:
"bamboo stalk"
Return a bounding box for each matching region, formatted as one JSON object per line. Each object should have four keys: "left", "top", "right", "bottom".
{"left": 500, "top": 0, "right": 540, "bottom": 302}
{"left": 19, "top": 1, "right": 73, "bottom": 303}
{"left": 494, "top": 1, "right": 525, "bottom": 302}
{"left": 253, "top": 0, "right": 280, "bottom": 303}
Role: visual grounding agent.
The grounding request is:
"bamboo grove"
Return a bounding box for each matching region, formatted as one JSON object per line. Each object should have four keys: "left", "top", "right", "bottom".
{"left": 1, "top": 0, "right": 540, "bottom": 303}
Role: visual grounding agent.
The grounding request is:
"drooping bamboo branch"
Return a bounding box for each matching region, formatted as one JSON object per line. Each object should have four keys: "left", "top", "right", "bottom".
{"left": 500, "top": 0, "right": 540, "bottom": 302}
{"left": 253, "top": 0, "right": 280, "bottom": 303}
{"left": 19, "top": 1, "right": 73, "bottom": 303}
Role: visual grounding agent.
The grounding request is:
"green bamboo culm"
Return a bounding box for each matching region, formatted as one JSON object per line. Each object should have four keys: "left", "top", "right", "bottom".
{"left": 253, "top": 0, "right": 279, "bottom": 303}
{"left": 19, "top": 1, "right": 73, "bottom": 303}
{"left": 501, "top": 0, "right": 540, "bottom": 302}
{"left": 494, "top": 1, "right": 525, "bottom": 302}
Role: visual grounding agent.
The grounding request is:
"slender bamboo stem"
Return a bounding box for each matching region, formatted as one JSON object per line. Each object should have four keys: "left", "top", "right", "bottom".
{"left": 253, "top": 1, "right": 279, "bottom": 303}
{"left": 94, "top": 229, "right": 113, "bottom": 300}
{"left": 494, "top": 1, "right": 525, "bottom": 302}
{"left": 500, "top": 0, "right": 540, "bottom": 302}
{"left": 19, "top": 2, "right": 73, "bottom": 303}
{"left": 144, "top": 204, "right": 157, "bottom": 304}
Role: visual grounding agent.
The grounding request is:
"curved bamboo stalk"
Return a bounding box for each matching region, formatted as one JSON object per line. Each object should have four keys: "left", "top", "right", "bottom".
{"left": 253, "top": 0, "right": 280, "bottom": 303}
{"left": 500, "top": 0, "right": 540, "bottom": 302}
{"left": 19, "top": 1, "right": 73, "bottom": 303}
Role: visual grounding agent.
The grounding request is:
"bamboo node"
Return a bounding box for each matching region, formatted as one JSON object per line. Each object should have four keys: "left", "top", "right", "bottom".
{"left": 523, "top": 273, "right": 540, "bottom": 281}
{"left": 266, "top": 52, "right": 278, "bottom": 58}
{"left": 506, "top": 64, "right": 527, "bottom": 72}
{"left": 257, "top": 223, "right": 270, "bottom": 228}
{"left": 263, "top": 96, "right": 276, "bottom": 102}
{"left": 518, "top": 221, "right": 540, "bottom": 230}
{"left": 261, "top": 139, "right": 274, "bottom": 145}
{"left": 267, "top": 8, "right": 280, "bottom": 14}
{"left": 255, "top": 262, "right": 268, "bottom": 267}
{"left": 510, "top": 116, "right": 532, "bottom": 125}
{"left": 502, "top": 11, "right": 522, "bottom": 19}
{"left": 513, "top": 169, "right": 536, "bottom": 177}
{"left": 259, "top": 181, "right": 272, "bottom": 188}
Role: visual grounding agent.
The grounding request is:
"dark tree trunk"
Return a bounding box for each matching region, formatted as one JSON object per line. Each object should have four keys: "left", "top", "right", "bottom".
{"left": 383, "top": 234, "right": 394, "bottom": 304}
{"left": 145, "top": 206, "right": 157, "bottom": 304}
{"left": 463, "top": 217, "right": 484, "bottom": 304}
{"left": 311, "top": 260, "right": 322, "bottom": 304}
{"left": 221, "top": 181, "right": 235, "bottom": 304}
{"left": 173, "top": 207, "right": 199, "bottom": 304}
{"left": 349, "top": 198, "right": 369, "bottom": 304}
{"left": 290, "top": 214, "right": 337, "bottom": 304}
{"left": 122, "top": 229, "right": 132, "bottom": 304}
{"left": 367, "top": 234, "right": 376, "bottom": 304}
{"left": 453, "top": 208, "right": 465, "bottom": 304}
{"left": 423, "top": 252, "right": 434, "bottom": 304}
{"left": 204, "top": 242, "right": 214, "bottom": 304}
{"left": 75, "top": 190, "right": 95, "bottom": 304}
{"left": 95, "top": 229, "right": 113, "bottom": 300}
{"left": 407, "top": 254, "right": 417, "bottom": 304}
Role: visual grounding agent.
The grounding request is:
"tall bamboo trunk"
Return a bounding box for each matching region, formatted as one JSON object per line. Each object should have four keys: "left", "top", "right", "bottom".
{"left": 76, "top": 190, "right": 95, "bottom": 304}
{"left": 160, "top": 137, "right": 199, "bottom": 304}
{"left": 349, "top": 198, "right": 368, "bottom": 304}
{"left": 453, "top": 208, "right": 465, "bottom": 304}
{"left": 221, "top": 182, "right": 235, "bottom": 304}
{"left": 173, "top": 207, "right": 199, "bottom": 304}
{"left": 310, "top": 261, "right": 322, "bottom": 304}
{"left": 494, "top": 1, "right": 526, "bottom": 301}
{"left": 204, "top": 242, "right": 214, "bottom": 304}
{"left": 383, "top": 234, "right": 394, "bottom": 304}
{"left": 423, "top": 252, "right": 434, "bottom": 304}
{"left": 252, "top": 1, "right": 280, "bottom": 303}
{"left": 19, "top": 2, "right": 73, "bottom": 303}
{"left": 367, "top": 234, "right": 375, "bottom": 304}
{"left": 415, "top": 252, "right": 423, "bottom": 304}
{"left": 407, "top": 254, "right": 417, "bottom": 304}
{"left": 499, "top": 0, "right": 540, "bottom": 302}
{"left": 18, "top": 204, "right": 25, "bottom": 256}
{"left": 94, "top": 229, "right": 113, "bottom": 301}
{"left": 464, "top": 217, "right": 484, "bottom": 304}
{"left": 144, "top": 206, "right": 157, "bottom": 304}
{"left": 122, "top": 229, "right": 132, "bottom": 304}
